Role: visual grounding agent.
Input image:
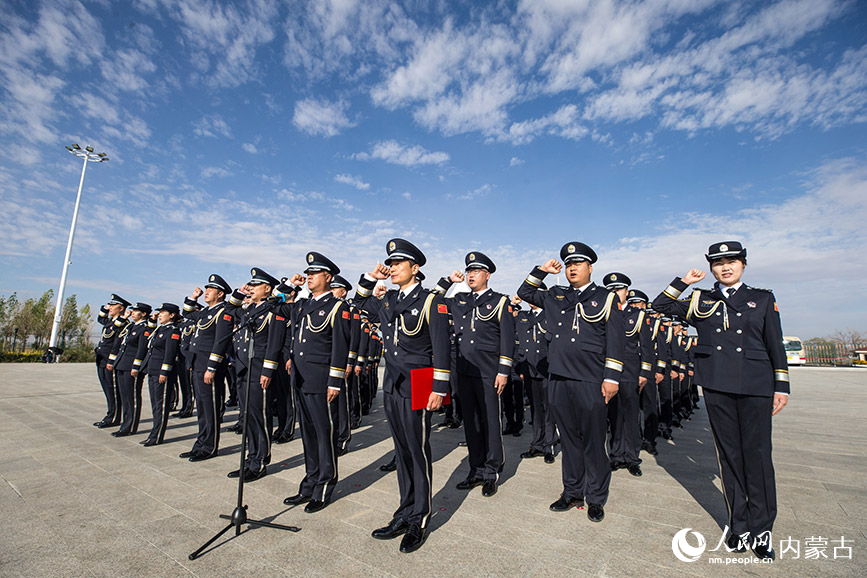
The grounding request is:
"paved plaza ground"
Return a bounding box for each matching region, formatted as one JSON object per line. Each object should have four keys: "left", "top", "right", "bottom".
{"left": 0, "top": 364, "right": 864, "bottom": 577}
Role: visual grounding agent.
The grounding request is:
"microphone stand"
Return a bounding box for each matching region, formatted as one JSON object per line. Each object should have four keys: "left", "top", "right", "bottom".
{"left": 189, "top": 301, "right": 299, "bottom": 560}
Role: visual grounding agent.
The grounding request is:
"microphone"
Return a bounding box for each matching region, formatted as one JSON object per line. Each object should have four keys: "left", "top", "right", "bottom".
{"left": 265, "top": 293, "right": 288, "bottom": 303}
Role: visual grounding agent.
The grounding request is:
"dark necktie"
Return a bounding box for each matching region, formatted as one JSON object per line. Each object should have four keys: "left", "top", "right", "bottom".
{"left": 397, "top": 292, "right": 405, "bottom": 304}
{"left": 726, "top": 287, "right": 736, "bottom": 299}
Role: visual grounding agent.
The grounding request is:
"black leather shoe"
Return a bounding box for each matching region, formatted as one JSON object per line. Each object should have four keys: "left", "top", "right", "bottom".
{"left": 627, "top": 463, "right": 642, "bottom": 477}
{"left": 371, "top": 518, "right": 409, "bottom": 540}
{"left": 752, "top": 543, "right": 775, "bottom": 560}
{"left": 304, "top": 499, "right": 328, "bottom": 513}
{"left": 243, "top": 467, "right": 266, "bottom": 482}
{"left": 336, "top": 447, "right": 348, "bottom": 457}
{"left": 179, "top": 451, "right": 196, "bottom": 459}
{"left": 283, "top": 494, "right": 311, "bottom": 506}
{"left": 610, "top": 460, "right": 625, "bottom": 471}
{"left": 544, "top": 452, "right": 555, "bottom": 464}
{"left": 227, "top": 469, "right": 241, "bottom": 478}
{"left": 142, "top": 439, "right": 158, "bottom": 447}
{"left": 521, "top": 449, "right": 544, "bottom": 459}
{"left": 399, "top": 524, "right": 427, "bottom": 553}
{"left": 455, "top": 478, "right": 484, "bottom": 491}
{"left": 550, "top": 495, "right": 584, "bottom": 511}
{"left": 512, "top": 427, "right": 522, "bottom": 437}
{"left": 726, "top": 534, "right": 747, "bottom": 553}
{"left": 93, "top": 421, "right": 106, "bottom": 427}
{"left": 111, "top": 431, "right": 131, "bottom": 437}
{"left": 189, "top": 451, "right": 217, "bottom": 462}
{"left": 379, "top": 459, "right": 397, "bottom": 472}
{"left": 96, "top": 421, "right": 114, "bottom": 429}
{"left": 587, "top": 503, "right": 605, "bottom": 522}
{"left": 481, "top": 480, "right": 497, "bottom": 497}
{"left": 661, "top": 431, "right": 673, "bottom": 440}
{"left": 447, "top": 419, "right": 461, "bottom": 429}
{"left": 350, "top": 420, "right": 361, "bottom": 430}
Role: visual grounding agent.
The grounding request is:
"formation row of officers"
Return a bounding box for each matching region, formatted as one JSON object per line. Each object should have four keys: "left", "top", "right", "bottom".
{"left": 90, "top": 237, "right": 788, "bottom": 558}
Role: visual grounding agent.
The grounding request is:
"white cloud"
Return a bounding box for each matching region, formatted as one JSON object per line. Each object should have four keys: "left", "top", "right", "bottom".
{"left": 402, "top": 192, "right": 412, "bottom": 200}
{"left": 193, "top": 115, "right": 233, "bottom": 138}
{"left": 242, "top": 143, "right": 258, "bottom": 154}
{"left": 292, "top": 98, "right": 355, "bottom": 137}
{"left": 353, "top": 140, "right": 449, "bottom": 166}
{"left": 509, "top": 157, "right": 524, "bottom": 167}
{"left": 200, "top": 166, "right": 232, "bottom": 179}
{"left": 334, "top": 173, "right": 370, "bottom": 190}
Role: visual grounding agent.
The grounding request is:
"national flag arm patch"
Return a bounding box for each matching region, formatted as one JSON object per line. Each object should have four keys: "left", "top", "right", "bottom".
{"left": 437, "top": 304, "right": 448, "bottom": 313}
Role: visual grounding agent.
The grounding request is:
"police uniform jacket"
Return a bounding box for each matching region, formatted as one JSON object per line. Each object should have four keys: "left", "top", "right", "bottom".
{"left": 283, "top": 293, "right": 350, "bottom": 393}
{"left": 621, "top": 305, "right": 654, "bottom": 384}
{"left": 357, "top": 321, "right": 372, "bottom": 368}
{"left": 225, "top": 298, "right": 286, "bottom": 378}
{"left": 354, "top": 277, "right": 451, "bottom": 396}
{"left": 651, "top": 318, "right": 669, "bottom": 375}
{"left": 518, "top": 268, "right": 626, "bottom": 385}
{"left": 183, "top": 297, "right": 235, "bottom": 372}
{"left": 142, "top": 323, "right": 181, "bottom": 377}
{"left": 113, "top": 320, "right": 151, "bottom": 372}
{"left": 179, "top": 317, "right": 195, "bottom": 356}
{"left": 347, "top": 305, "right": 362, "bottom": 368}
{"left": 434, "top": 280, "right": 516, "bottom": 379}
{"left": 652, "top": 278, "right": 789, "bottom": 396}
{"left": 97, "top": 314, "right": 129, "bottom": 362}
{"left": 515, "top": 309, "right": 549, "bottom": 379}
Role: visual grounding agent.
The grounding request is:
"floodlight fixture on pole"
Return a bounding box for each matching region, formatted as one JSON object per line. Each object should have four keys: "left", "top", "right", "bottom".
{"left": 48, "top": 144, "right": 110, "bottom": 352}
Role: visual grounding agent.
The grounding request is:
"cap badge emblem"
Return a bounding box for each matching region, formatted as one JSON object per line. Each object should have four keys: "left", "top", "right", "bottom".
{"left": 252, "top": 269, "right": 257, "bottom": 276}
{"left": 610, "top": 274, "right": 616, "bottom": 281}
{"left": 567, "top": 244, "right": 575, "bottom": 253}
{"left": 308, "top": 254, "right": 314, "bottom": 263}
{"left": 389, "top": 241, "right": 396, "bottom": 251}
{"left": 719, "top": 244, "right": 729, "bottom": 252}
{"left": 210, "top": 275, "right": 215, "bottom": 281}
{"left": 469, "top": 253, "right": 475, "bottom": 261}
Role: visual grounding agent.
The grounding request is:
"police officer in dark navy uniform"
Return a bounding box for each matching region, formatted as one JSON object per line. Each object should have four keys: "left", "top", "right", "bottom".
{"left": 224, "top": 268, "right": 286, "bottom": 482}
{"left": 603, "top": 277, "right": 653, "bottom": 477}
{"left": 518, "top": 242, "right": 625, "bottom": 522}
{"left": 653, "top": 241, "right": 788, "bottom": 560}
{"left": 272, "top": 278, "right": 297, "bottom": 444}
{"left": 181, "top": 274, "right": 234, "bottom": 462}
{"left": 516, "top": 287, "right": 556, "bottom": 464}
{"left": 640, "top": 307, "right": 665, "bottom": 455}
{"left": 434, "top": 251, "right": 516, "bottom": 498}
{"left": 110, "top": 302, "right": 151, "bottom": 437}
{"left": 94, "top": 294, "right": 130, "bottom": 428}
{"left": 282, "top": 253, "right": 350, "bottom": 513}
{"left": 140, "top": 304, "right": 182, "bottom": 446}
{"left": 354, "top": 238, "right": 452, "bottom": 553}
{"left": 329, "top": 274, "right": 360, "bottom": 449}
{"left": 174, "top": 305, "right": 197, "bottom": 419}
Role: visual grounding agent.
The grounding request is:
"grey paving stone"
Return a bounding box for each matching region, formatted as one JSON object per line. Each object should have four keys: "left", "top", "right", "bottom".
{"left": 0, "top": 363, "right": 865, "bottom": 577}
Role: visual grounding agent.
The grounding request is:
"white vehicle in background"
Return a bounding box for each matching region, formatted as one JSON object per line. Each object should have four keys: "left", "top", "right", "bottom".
{"left": 783, "top": 336, "right": 806, "bottom": 366}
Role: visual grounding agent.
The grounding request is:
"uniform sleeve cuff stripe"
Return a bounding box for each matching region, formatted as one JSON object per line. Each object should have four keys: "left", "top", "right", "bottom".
{"left": 433, "top": 370, "right": 450, "bottom": 381}
{"left": 161, "top": 364, "right": 172, "bottom": 371}
{"left": 525, "top": 275, "right": 541, "bottom": 287}
{"left": 663, "top": 285, "right": 683, "bottom": 299}
{"left": 263, "top": 361, "right": 278, "bottom": 370}
{"left": 641, "top": 362, "right": 652, "bottom": 370}
{"left": 775, "top": 371, "right": 790, "bottom": 382}
{"left": 356, "top": 286, "right": 372, "bottom": 297}
{"left": 329, "top": 369, "right": 344, "bottom": 379}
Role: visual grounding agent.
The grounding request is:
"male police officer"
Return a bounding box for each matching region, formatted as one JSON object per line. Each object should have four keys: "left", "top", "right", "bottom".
{"left": 94, "top": 294, "right": 130, "bottom": 428}
{"left": 330, "top": 274, "right": 361, "bottom": 445}
{"left": 518, "top": 242, "right": 625, "bottom": 522}
{"left": 181, "top": 274, "right": 234, "bottom": 462}
{"left": 435, "top": 252, "right": 515, "bottom": 497}
{"left": 603, "top": 276, "right": 653, "bottom": 477}
{"left": 354, "top": 238, "right": 451, "bottom": 553}
{"left": 282, "top": 253, "right": 350, "bottom": 513}
{"left": 225, "top": 268, "right": 286, "bottom": 482}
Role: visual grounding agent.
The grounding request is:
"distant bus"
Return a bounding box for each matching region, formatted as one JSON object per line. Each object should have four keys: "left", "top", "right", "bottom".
{"left": 783, "top": 336, "right": 805, "bottom": 366}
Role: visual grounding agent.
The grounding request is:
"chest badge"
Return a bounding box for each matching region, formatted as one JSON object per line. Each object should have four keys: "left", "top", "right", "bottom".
{"left": 486, "top": 304, "right": 492, "bottom": 310}
{"left": 591, "top": 300, "right": 598, "bottom": 307}
{"left": 411, "top": 308, "right": 418, "bottom": 316}
{"left": 319, "top": 310, "right": 326, "bottom": 316}
{"left": 629, "top": 319, "right": 634, "bottom": 324}
{"left": 747, "top": 301, "right": 756, "bottom": 308}
{"left": 207, "top": 315, "right": 213, "bottom": 320}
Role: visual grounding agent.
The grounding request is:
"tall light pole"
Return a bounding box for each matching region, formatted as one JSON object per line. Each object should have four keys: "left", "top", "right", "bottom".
{"left": 48, "top": 144, "right": 109, "bottom": 351}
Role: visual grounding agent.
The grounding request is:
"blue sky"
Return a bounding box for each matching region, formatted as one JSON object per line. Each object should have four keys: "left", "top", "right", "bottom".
{"left": 1, "top": 0, "right": 866, "bottom": 339}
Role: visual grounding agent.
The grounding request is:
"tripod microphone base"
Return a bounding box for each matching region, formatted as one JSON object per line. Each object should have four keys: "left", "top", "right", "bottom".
{"left": 189, "top": 505, "right": 300, "bottom": 560}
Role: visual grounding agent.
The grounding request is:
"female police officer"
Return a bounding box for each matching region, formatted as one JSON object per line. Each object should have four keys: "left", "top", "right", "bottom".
{"left": 651, "top": 241, "right": 788, "bottom": 560}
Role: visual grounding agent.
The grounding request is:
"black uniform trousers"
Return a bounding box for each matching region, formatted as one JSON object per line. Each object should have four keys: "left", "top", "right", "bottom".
{"left": 548, "top": 376, "right": 611, "bottom": 505}
{"left": 191, "top": 353, "right": 225, "bottom": 456}
{"left": 704, "top": 388, "right": 777, "bottom": 539}
{"left": 271, "top": 364, "right": 295, "bottom": 439}
{"left": 658, "top": 373, "right": 673, "bottom": 433}
{"left": 640, "top": 378, "right": 660, "bottom": 446}
{"left": 457, "top": 373, "right": 505, "bottom": 482}
{"left": 96, "top": 354, "right": 120, "bottom": 423}
{"left": 336, "top": 380, "right": 352, "bottom": 452}
{"left": 116, "top": 369, "right": 145, "bottom": 434}
{"left": 177, "top": 351, "right": 194, "bottom": 414}
{"left": 384, "top": 373, "right": 434, "bottom": 529}
{"left": 501, "top": 377, "right": 525, "bottom": 432}
{"left": 607, "top": 380, "right": 641, "bottom": 465}
{"left": 527, "top": 376, "right": 555, "bottom": 453}
{"left": 146, "top": 372, "right": 174, "bottom": 443}
{"left": 347, "top": 372, "right": 361, "bottom": 423}
{"left": 237, "top": 359, "right": 271, "bottom": 473}
{"left": 358, "top": 370, "right": 371, "bottom": 414}
{"left": 296, "top": 385, "right": 339, "bottom": 502}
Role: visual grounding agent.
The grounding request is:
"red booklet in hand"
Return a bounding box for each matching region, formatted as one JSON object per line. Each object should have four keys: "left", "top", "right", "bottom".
{"left": 410, "top": 367, "right": 451, "bottom": 411}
